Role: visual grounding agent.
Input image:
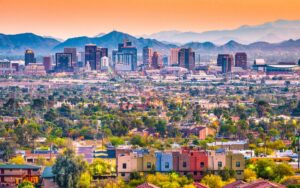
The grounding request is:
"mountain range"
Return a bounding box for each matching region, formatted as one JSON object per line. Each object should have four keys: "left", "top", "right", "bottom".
{"left": 0, "top": 20, "right": 300, "bottom": 59}
{"left": 142, "top": 20, "right": 300, "bottom": 44}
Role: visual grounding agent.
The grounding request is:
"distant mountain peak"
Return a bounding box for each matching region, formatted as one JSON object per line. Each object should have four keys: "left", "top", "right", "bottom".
{"left": 144, "top": 19, "right": 300, "bottom": 44}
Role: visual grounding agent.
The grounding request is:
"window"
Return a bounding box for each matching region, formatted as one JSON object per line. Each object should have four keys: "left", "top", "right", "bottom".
{"left": 200, "top": 171, "right": 203, "bottom": 175}
{"left": 200, "top": 162, "right": 205, "bottom": 167}
{"left": 184, "top": 172, "right": 187, "bottom": 175}
{"left": 121, "top": 172, "right": 125, "bottom": 177}
{"left": 183, "top": 162, "right": 187, "bottom": 168}
{"left": 237, "top": 171, "right": 242, "bottom": 175}
{"left": 165, "top": 162, "right": 169, "bottom": 169}
{"left": 122, "top": 163, "right": 127, "bottom": 169}
{"left": 218, "top": 161, "right": 222, "bottom": 168}
{"left": 236, "top": 161, "right": 241, "bottom": 167}
{"left": 147, "top": 162, "right": 151, "bottom": 169}
{"left": 194, "top": 171, "right": 197, "bottom": 175}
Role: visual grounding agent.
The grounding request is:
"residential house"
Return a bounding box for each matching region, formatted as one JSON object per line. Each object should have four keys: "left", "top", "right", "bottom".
{"left": 0, "top": 164, "right": 41, "bottom": 187}
{"left": 137, "top": 151, "right": 156, "bottom": 172}
{"left": 226, "top": 152, "right": 245, "bottom": 179}
{"left": 186, "top": 149, "right": 208, "bottom": 180}
{"left": 117, "top": 152, "right": 138, "bottom": 181}
{"left": 24, "top": 150, "right": 57, "bottom": 163}
{"left": 207, "top": 140, "right": 248, "bottom": 150}
{"left": 41, "top": 166, "right": 57, "bottom": 188}
{"left": 207, "top": 149, "right": 227, "bottom": 174}
{"left": 155, "top": 152, "right": 173, "bottom": 172}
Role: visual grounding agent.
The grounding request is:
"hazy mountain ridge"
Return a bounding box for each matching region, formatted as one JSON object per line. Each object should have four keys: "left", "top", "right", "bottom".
{"left": 53, "top": 31, "right": 177, "bottom": 53}
{"left": 0, "top": 33, "right": 60, "bottom": 55}
{"left": 144, "top": 20, "right": 300, "bottom": 44}
{"left": 1, "top": 26, "right": 300, "bottom": 57}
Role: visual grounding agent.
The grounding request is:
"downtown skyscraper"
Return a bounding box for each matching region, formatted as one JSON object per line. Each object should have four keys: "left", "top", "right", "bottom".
{"left": 178, "top": 48, "right": 195, "bottom": 70}
{"left": 112, "top": 40, "right": 137, "bottom": 71}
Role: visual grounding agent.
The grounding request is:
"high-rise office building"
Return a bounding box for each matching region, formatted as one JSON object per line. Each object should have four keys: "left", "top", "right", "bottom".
{"left": 143, "top": 46, "right": 153, "bottom": 69}
{"left": 178, "top": 48, "right": 195, "bottom": 70}
{"left": 113, "top": 40, "right": 137, "bottom": 71}
{"left": 55, "top": 53, "right": 73, "bottom": 72}
{"left": 151, "top": 51, "right": 162, "bottom": 69}
{"left": 43, "top": 56, "right": 52, "bottom": 72}
{"left": 162, "top": 56, "right": 168, "bottom": 67}
{"left": 12, "top": 63, "right": 19, "bottom": 72}
{"left": 100, "top": 56, "right": 109, "bottom": 71}
{"left": 218, "top": 54, "right": 234, "bottom": 73}
{"left": 85, "top": 44, "right": 97, "bottom": 70}
{"left": 25, "top": 49, "right": 35, "bottom": 66}
{"left": 235, "top": 52, "right": 247, "bottom": 69}
{"left": 64, "top": 48, "right": 77, "bottom": 65}
{"left": 96, "top": 47, "right": 109, "bottom": 70}
{"left": 170, "top": 48, "right": 180, "bottom": 66}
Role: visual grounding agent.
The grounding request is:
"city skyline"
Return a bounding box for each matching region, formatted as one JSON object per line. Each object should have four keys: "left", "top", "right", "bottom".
{"left": 1, "top": 0, "right": 300, "bottom": 39}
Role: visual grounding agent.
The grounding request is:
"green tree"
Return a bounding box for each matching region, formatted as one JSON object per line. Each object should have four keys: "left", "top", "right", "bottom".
{"left": 255, "top": 159, "right": 276, "bottom": 180}
{"left": 274, "top": 163, "right": 294, "bottom": 181}
{"left": 255, "top": 100, "right": 271, "bottom": 118}
{"left": 0, "top": 141, "right": 16, "bottom": 162}
{"left": 89, "top": 158, "right": 115, "bottom": 176}
{"left": 109, "top": 136, "right": 124, "bottom": 146}
{"left": 79, "top": 171, "right": 91, "bottom": 188}
{"left": 130, "top": 135, "right": 146, "bottom": 147}
{"left": 244, "top": 168, "right": 257, "bottom": 182}
{"left": 201, "top": 174, "right": 223, "bottom": 188}
{"left": 17, "top": 181, "right": 34, "bottom": 188}
{"left": 52, "top": 148, "right": 88, "bottom": 188}
{"left": 9, "top": 156, "right": 25, "bottom": 164}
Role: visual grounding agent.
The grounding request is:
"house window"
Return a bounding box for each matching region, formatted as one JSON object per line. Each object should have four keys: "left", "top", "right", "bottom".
{"left": 122, "top": 163, "right": 127, "bottom": 169}
{"left": 218, "top": 161, "right": 222, "bottom": 168}
{"left": 147, "top": 162, "right": 151, "bottom": 169}
{"left": 200, "top": 171, "right": 203, "bottom": 175}
{"left": 184, "top": 172, "right": 187, "bottom": 175}
{"left": 236, "top": 161, "right": 241, "bottom": 167}
{"left": 121, "top": 172, "right": 125, "bottom": 177}
{"left": 194, "top": 171, "right": 197, "bottom": 175}
{"left": 237, "top": 171, "right": 242, "bottom": 175}
{"left": 200, "top": 162, "right": 205, "bottom": 167}
{"left": 183, "top": 162, "right": 187, "bottom": 168}
{"left": 165, "top": 162, "right": 169, "bottom": 169}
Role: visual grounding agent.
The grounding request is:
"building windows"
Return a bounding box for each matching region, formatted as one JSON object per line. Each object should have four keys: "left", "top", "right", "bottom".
{"left": 121, "top": 172, "right": 125, "bottom": 177}
{"left": 237, "top": 170, "right": 242, "bottom": 175}
{"left": 183, "top": 162, "right": 187, "bottom": 168}
{"left": 194, "top": 171, "right": 197, "bottom": 175}
{"left": 122, "top": 163, "right": 127, "bottom": 169}
{"left": 147, "top": 162, "right": 151, "bottom": 169}
{"left": 200, "top": 162, "right": 205, "bottom": 167}
{"left": 236, "top": 161, "right": 241, "bottom": 167}
{"left": 184, "top": 172, "right": 187, "bottom": 175}
{"left": 200, "top": 171, "right": 203, "bottom": 175}
{"left": 165, "top": 162, "right": 169, "bottom": 169}
{"left": 218, "top": 161, "right": 222, "bottom": 168}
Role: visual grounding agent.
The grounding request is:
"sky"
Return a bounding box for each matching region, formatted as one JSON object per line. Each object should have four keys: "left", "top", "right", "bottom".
{"left": 1, "top": 0, "right": 300, "bottom": 39}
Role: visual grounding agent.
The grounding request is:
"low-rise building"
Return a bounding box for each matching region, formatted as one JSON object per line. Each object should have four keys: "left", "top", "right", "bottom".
{"left": 226, "top": 152, "right": 245, "bottom": 179}
{"left": 117, "top": 152, "right": 138, "bottom": 181}
{"left": 155, "top": 152, "right": 173, "bottom": 172}
{"left": 0, "top": 164, "right": 41, "bottom": 187}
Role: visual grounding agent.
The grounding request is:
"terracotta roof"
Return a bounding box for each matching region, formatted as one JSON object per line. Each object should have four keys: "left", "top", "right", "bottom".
{"left": 136, "top": 183, "right": 160, "bottom": 188}
{"left": 194, "top": 182, "right": 209, "bottom": 188}
{"left": 238, "top": 179, "right": 286, "bottom": 188}
{"left": 223, "top": 180, "right": 246, "bottom": 188}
